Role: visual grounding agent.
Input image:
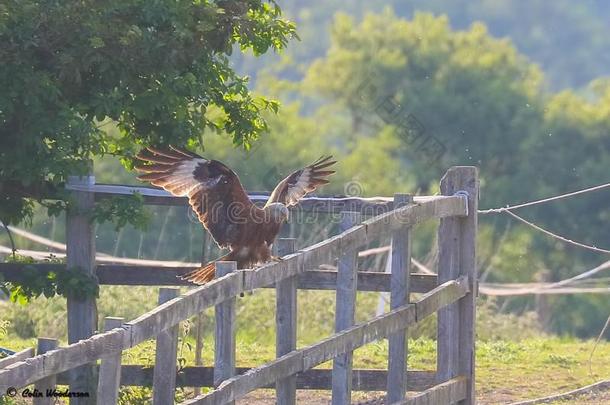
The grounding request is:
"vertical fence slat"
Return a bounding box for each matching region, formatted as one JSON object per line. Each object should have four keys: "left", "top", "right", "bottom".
{"left": 275, "top": 238, "right": 297, "bottom": 405}
{"left": 194, "top": 236, "right": 208, "bottom": 397}
{"left": 332, "top": 212, "right": 361, "bottom": 405}
{"left": 214, "top": 261, "right": 237, "bottom": 405}
{"left": 97, "top": 317, "right": 124, "bottom": 405}
{"left": 66, "top": 174, "right": 97, "bottom": 405}
{"left": 386, "top": 194, "right": 413, "bottom": 403}
{"left": 194, "top": 313, "right": 204, "bottom": 397}
{"left": 33, "top": 338, "right": 59, "bottom": 405}
{"left": 153, "top": 288, "right": 180, "bottom": 405}
{"left": 437, "top": 166, "right": 478, "bottom": 405}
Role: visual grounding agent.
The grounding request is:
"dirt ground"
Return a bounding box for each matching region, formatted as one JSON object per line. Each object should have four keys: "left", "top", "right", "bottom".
{"left": 237, "top": 389, "right": 610, "bottom": 404}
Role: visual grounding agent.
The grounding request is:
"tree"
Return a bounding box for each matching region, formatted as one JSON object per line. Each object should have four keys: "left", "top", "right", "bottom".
{"left": 0, "top": 0, "right": 295, "bottom": 225}
{"left": 233, "top": 0, "right": 610, "bottom": 90}
{"left": 302, "top": 11, "right": 545, "bottom": 201}
{"left": 276, "top": 10, "right": 610, "bottom": 337}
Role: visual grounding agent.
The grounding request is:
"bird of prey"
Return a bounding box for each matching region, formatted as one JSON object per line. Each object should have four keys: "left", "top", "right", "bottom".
{"left": 135, "top": 146, "right": 336, "bottom": 284}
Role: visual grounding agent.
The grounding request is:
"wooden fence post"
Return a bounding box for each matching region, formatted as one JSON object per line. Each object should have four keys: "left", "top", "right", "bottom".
{"left": 386, "top": 194, "right": 413, "bottom": 403}
{"left": 437, "top": 166, "right": 478, "bottom": 405}
{"left": 97, "top": 317, "right": 124, "bottom": 405}
{"left": 332, "top": 212, "right": 361, "bottom": 405}
{"left": 33, "top": 338, "right": 59, "bottom": 405}
{"left": 153, "top": 288, "right": 180, "bottom": 405}
{"left": 194, "top": 313, "right": 204, "bottom": 397}
{"left": 194, "top": 236, "right": 208, "bottom": 397}
{"left": 66, "top": 174, "right": 97, "bottom": 405}
{"left": 275, "top": 238, "right": 297, "bottom": 405}
{"left": 214, "top": 261, "right": 237, "bottom": 404}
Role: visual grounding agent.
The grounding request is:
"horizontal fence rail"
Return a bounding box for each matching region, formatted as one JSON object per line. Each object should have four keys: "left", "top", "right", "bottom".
{"left": 62, "top": 182, "right": 447, "bottom": 214}
{"left": 399, "top": 377, "right": 467, "bottom": 405}
{"left": 54, "top": 367, "right": 437, "bottom": 391}
{"left": 0, "top": 263, "right": 438, "bottom": 293}
{"left": 183, "top": 278, "right": 469, "bottom": 405}
{"left": 0, "top": 166, "right": 478, "bottom": 405}
{"left": 0, "top": 194, "right": 466, "bottom": 392}
{"left": 0, "top": 348, "right": 35, "bottom": 370}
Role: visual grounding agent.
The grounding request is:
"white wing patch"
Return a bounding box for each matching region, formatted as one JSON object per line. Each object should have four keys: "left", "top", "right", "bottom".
{"left": 156, "top": 158, "right": 207, "bottom": 197}
{"left": 287, "top": 168, "right": 315, "bottom": 204}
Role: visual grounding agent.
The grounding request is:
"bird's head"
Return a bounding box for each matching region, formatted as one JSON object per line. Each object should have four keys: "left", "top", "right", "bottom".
{"left": 264, "top": 202, "right": 289, "bottom": 222}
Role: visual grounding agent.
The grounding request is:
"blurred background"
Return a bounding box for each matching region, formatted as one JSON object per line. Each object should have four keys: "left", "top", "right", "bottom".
{"left": 2, "top": 0, "right": 610, "bottom": 346}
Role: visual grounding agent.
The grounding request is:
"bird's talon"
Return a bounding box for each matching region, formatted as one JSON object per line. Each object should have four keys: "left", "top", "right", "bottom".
{"left": 270, "top": 255, "right": 284, "bottom": 262}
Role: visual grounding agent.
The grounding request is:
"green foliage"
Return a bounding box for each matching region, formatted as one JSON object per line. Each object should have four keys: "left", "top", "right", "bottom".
{"left": 235, "top": 0, "right": 610, "bottom": 90}
{"left": 0, "top": 0, "right": 296, "bottom": 226}
{"left": 0, "top": 319, "right": 8, "bottom": 339}
{"left": 54, "top": 268, "right": 99, "bottom": 300}
{"left": 303, "top": 10, "right": 544, "bottom": 197}
{"left": 91, "top": 193, "right": 150, "bottom": 231}
{"left": 117, "top": 386, "right": 153, "bottom": 405}
{"left": 264, "top": 9, "right": 610, "bottom": 338}
{"left": 3, "top": 1, "right": 610, "bottom": 342}
{"left": 2, "top": 255, "right": 99, "bottom": 306}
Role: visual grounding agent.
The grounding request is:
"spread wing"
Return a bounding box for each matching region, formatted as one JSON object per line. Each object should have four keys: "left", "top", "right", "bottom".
{"left": 134, "top": 146, "right": 258, "bottom": 248}
{"left": 266, "top": 156, "right": 337, "bottom": 207}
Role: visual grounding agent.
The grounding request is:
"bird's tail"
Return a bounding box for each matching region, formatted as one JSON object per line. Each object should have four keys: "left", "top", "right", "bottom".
{"left": 180, "top": 253, "right": 233, "bottom": 285}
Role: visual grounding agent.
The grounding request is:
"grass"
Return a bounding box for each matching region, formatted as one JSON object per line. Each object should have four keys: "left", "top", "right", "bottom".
{"left": 476, "top": 338, "right": 610, "bottom": 404}
{"left": 1, "top": 288, "right": 609, "bottom": 404}
{"left": 2, "top": 332, "right": 610, "bottom": 404}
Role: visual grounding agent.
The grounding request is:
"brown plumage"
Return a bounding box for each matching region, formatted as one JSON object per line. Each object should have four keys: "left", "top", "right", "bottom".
{"left": 134, "top": 146, "right": 337, "bottom": 284}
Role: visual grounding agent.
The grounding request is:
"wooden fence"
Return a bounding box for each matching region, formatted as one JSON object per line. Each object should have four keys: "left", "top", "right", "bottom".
{"left": 0, "top": 166, "right": 478, "bottom": 404}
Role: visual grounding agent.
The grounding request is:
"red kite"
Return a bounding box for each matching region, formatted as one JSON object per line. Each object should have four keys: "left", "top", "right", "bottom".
{"left": 135, "top": 146, "right": 336, "bottom": 284}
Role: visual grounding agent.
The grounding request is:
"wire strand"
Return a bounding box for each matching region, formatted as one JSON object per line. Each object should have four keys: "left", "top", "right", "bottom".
{"left": 504, "top": 210, "right": 610, "bottom": 254}
{"left": 479, "top": 181, "right": 610, "bottom": 214}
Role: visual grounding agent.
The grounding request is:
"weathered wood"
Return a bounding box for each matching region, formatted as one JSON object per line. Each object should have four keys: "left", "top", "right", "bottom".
{"left": 33, "top": 338, "right": 59, "bottom": 405}
{"left": 126, "top": 271, "right": 242, "bottom": 346}
{"left": 0, "top": 347, "right": 34, "bottom": 370}
{"left": 364, "top": 195, "right": 467, "bottom": 239}
{"left": 153, "top": 288, "right": 180, "bottom": 405}
{"left": 243, "top": 225, "right": 357, "bottom": 290}
{"left": 193, "top": 312, "right": 204, "bottom": 397}
{"left": 65, "top": 174, "right": 97, "bottom": 405}
{"left": 399, "top": 376, "right": 467, "bottom": 405}
{"left": 299, "top": 233, "right": 344, "bottom": 270}
{"left": 186, "top": 293, "right": 431, "bottom": 405}
{"left": 387, "top": 194, "right": 413, "bottom": 403}
{"left": 0, "top": 277, "right": 461, "bottom": 397}
{"left": 0, "top": 263, "right": 438, "bottom": 293}
{"left": 195, "top": 352, "right": 304, "bottom": 405}
{"left": 293, "top": 270, "right": 436, "bottom": 293}
{"left": 65, "top": 183, "right": 395, "bottom": 213}
{"left": 332, "top": 211, "right": 361, "bottom": 405}
{"left": 58, "top": 366, "right": 435, "bottom": 392}
{"left": 191, "top": 279, "right": 461, "bottom": 404}
{"left": 437, "top": 166, "right": 478, "bottom": 405}
{"left": 61, "top": 182, "right": 452, "bottom": 215}
{"left": 0, "top": 263, "right": 66, "bottom": 282}
{"left": 214, "top": 262, "right": 237, "bottom": 405}
{"left": 194, "top": 238, "right": 207, "bottom": 397}
{"left": 294, "top": 369, "right": 435, "bottom": 393}
{"left": 415, "top": 278, "right": 469, "bottom": 321}
{"left": 0, "top": 176, "right": 478, "bottom": 405}
{"left": 0, "top": 327, "right": 126, "bottom": 393}
{"left": 97, "top": 317, "right": 124, "bottom": 405}
{"left": 237, "top": 254, "right": 299, "bottom": 292}
{"left": 274, "top": 238, "right": 297, "bottom": 405}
